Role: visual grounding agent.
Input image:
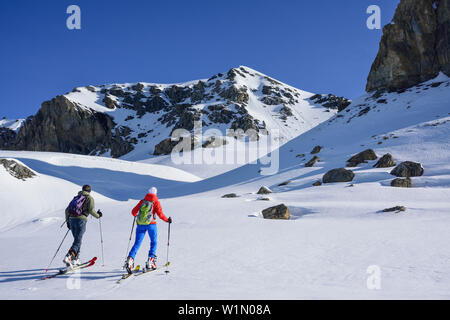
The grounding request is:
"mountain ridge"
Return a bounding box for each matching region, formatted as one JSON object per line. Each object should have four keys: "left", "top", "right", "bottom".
{"left": 1, "top": 66, "right": 350, "bottom": 160}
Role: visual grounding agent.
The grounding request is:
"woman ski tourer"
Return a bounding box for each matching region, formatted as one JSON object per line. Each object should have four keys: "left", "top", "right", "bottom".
{"left": 125, "top": 187, "right": 172, "bottom": 273}
{"left": 63, "top": 184, "right": 102, "bottom": 267}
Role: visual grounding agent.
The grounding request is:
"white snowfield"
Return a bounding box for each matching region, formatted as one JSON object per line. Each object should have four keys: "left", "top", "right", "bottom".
{"left": 0, "top": 74, "right": 449, "bottom": 299}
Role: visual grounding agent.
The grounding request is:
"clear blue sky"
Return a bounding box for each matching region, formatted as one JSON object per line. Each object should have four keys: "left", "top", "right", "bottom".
{"left": 0, "top": 0, "right": 399, "bottom": 119}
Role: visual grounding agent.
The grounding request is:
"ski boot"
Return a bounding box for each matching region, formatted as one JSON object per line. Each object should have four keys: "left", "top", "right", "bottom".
{"left": 63, "top": 249, "right": 80, "bottom": 268}
{"left": 146, "top": 256, "right": 157, "bottom": 271}
{"left": 72, "top": 256, "right": 81, "bottom": 267}
{"left": 125, "top": 256, "right": 134, "bottom": 274}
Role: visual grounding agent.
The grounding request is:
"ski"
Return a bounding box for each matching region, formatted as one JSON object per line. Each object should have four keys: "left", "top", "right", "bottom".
{"left": 134, "top": 267, "right": 157, "bottom": 277}
{"left": 134, "top": 262, "right": 170, "bottom": 277}
{"left": 41, "top": 257, "right": 97, "bottom": 280}
{"left": 116, "top": 265, "right": 141, "bottom": 284}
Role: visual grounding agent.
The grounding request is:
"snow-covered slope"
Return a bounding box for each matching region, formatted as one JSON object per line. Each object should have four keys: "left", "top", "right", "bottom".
{"left": 155, "top": 73, "right": 450, "bottom": 195}
{"left": 0, "top": 119, "right": 24, "bottom": 132}
{"left": 0, "top": 75, "right": 449, "bottom": 300}
{"left": 0, "top": 152, "right": 200, "bottom": 232}
{"left": 0, "top": 161, "right": 108, "bottom": 233}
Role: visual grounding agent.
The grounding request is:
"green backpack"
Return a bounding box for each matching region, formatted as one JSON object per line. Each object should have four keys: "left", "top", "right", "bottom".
{"left": 137, "top": 200, "right": 154, "bottom": 225}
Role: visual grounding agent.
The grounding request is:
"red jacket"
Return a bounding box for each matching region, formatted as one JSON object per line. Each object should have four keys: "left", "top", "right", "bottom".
{"left": 132, "top": 193, "right": 168, "bottom": 224}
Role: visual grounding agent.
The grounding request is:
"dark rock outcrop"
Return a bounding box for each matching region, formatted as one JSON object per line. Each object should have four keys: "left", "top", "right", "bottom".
{"left": 391, "top": 177, "right": 412, "bottom": 188}
{"left": 257, "top": 186, "right": 272, "bottom": 194}
{"left": 0, "top": 127, "right": 17, "bottom": 149}
{"left": 202, "top": 136, "right": 228, "bottom": 148}
{"left": 144, "top": 96, "right": 168, "bottom": 113}
{"left": 222, "top": 193, "right": 238, "bottom": 198}
{"left": 305, "top": 156, "right": 320, "bottom": 167}
{"left": 153, "top": 138, "right": 178, "bottom": 156}
{"left": 366, "top": 0, "right": 450, "bottom": 92}
{"left": 0, "top": 159, "right": 36, "bottom": 180}
{"left": 279, "top": 106, "right": 293, "bottom": 119}
{"left": 382, "top": 206, "right": 407, "bottom": 213}
{"left": 437, "top": 0, "right": 450, "bottom": 75}
{"left": 308, "top": 94, "right": 351, "bottom": 112}
{"left": 312, "top": 180, "right": 322, "bottom": 186}
{"left": 262, "top": 204, "right": 290, "bottom": 220}
{"left": 323, "top": 168, "right": 355, "bottom": 183}
{"left": 164, "top": 85, "right": 192, "bottom": 104}
{"left": 347, "top": 149, "right": 377, "bottom": 167}
{"left": 229, "top": 114, "right": 261, "bottom": 133}
{"left": 218, "top": 85, "right": 249, "bottom": 104}
{"left": 153, "top": 135, "right": 198, "bottom": 155}
{"left": 310, "top": 145, "right": 322, "bottom": 154}
{"left": 390, "top": 161, "right": 424, "bottom": 177}
{"left": 11, "top": 96, "right": 135, "bottom": 158}
{"left": 102, "top": 95, "right": 118, "bottom": 109}
{"left": 374, "top": 153, "right": 396, "bottom": 168}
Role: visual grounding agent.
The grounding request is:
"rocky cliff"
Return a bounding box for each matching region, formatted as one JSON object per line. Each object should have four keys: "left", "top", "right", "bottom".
{"left": 12, "top": 95, "right": 136, "bottom": 158}
{"left": 366, "top": 0, "right": 450, "bottom": 92}
{"left": 0, "top": 127, "right": 17, "bottom": 149}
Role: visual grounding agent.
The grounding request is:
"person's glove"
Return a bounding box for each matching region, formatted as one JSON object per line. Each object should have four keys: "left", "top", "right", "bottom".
{"left": 167, "top": 217, "right": 172, "bottom": 224}
{"left": 97, "top": 210, "right": 103, "bottom": 218}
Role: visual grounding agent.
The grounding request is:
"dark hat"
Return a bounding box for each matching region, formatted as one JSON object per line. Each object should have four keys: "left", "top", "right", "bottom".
{"left": 82, "top": 184, "right": 91, "bottom": 193}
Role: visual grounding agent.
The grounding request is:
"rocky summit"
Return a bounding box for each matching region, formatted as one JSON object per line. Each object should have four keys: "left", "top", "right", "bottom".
{"left": 366, "top": 0, "right": 450, "bottom": 92}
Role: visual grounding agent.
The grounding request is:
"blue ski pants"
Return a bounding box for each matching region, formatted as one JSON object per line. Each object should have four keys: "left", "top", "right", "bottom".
{"left": 69, "top": 218, "right": 87, "bottom": 256}
{"left": 128, "top": 224, "right": 158, "bottom": 259}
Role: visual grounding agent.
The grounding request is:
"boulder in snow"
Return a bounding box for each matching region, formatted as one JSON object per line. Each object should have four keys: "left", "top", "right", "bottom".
{"left": 374, "top": 153, "right": 396, "bottom": 168}
{"left": 262, "top": 204, "right": 290, "bottom": 220}
{"left": 305, "top": 156, "right": 320, "bottom": 167}
{"left": 382, "top": 206, "right": 406, "bottom": 213}
{"left": 323, "top": 168, "right": 355, "bottom": 183}
{"left": 391, "top": 177, "right": 412, "bottom": 188}
{"left": 310, "top": 145, "right": 322, "bottom": 154}
{"left": 347, "top": 149, "right": 377, "bottom": 167}
{"left": 257, "top": 186, "right": 272, "bottom": 194}
{"left": 222, "top": 193, "right": 238, "bottom": 198}
{"left": 390, "top": 161, "right": 424, "bottom": 177}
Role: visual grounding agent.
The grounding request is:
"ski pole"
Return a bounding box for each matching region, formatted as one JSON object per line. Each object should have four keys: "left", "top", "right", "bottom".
{"left": 123, "top": 216, "right": 136, "bottom": 269}
{"left": 164, "top": 221, "right": 171, "bottom": 274}
{"left": 99, "top": 217, "right": 105, "bottom": 267}
{"left": 60, "top": 218, "right": 68, "bottom": 228}
{"left": 45, "top": 228, "right": 70, "bottom": 272}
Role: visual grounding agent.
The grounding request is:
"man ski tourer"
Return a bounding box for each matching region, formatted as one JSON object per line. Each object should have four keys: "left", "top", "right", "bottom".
{"left": 63, "top": 184, "right": 102, "bottom": 267}
{"left": 125, "top": 187, "right": 172, "bottom": 273}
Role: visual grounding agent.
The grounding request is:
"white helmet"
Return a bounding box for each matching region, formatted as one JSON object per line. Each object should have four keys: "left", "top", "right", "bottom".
{"left": 148, "top": 187, "right": 158, "bottom": 195}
